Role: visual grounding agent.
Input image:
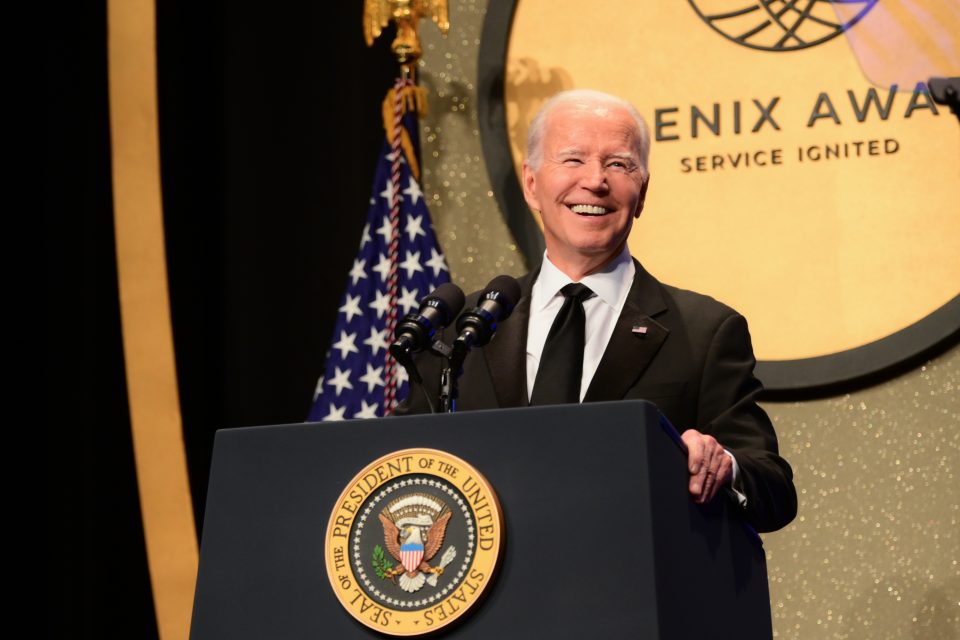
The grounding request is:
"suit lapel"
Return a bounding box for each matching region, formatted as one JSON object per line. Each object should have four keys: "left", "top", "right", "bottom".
{"left": 583, "top": 261, "right": 669, "bottom": 402}
{"left": 481, "top": 270, "right": 537, "bottom": 408}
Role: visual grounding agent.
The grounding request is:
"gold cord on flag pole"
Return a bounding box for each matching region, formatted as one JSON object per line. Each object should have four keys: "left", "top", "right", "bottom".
{"left": 381, "top": 85, "right": 427, "bottom": 182}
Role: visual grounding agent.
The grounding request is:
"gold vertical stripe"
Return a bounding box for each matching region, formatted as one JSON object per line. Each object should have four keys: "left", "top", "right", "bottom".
{"left": 107, "top": 1, "right": 199, "bottom": 638}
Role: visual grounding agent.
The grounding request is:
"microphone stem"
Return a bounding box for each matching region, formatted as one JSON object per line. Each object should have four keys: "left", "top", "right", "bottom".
{"left": 389, "top": 343, "right": 423, "bottom": 384}
{"left": 439, "top": 365, "right": 457, "bottom": 413}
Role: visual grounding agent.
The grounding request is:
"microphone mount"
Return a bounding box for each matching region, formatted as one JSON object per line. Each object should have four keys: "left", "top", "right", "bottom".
{"left": 433, "top": 275, "right": 522, "bottom": 413}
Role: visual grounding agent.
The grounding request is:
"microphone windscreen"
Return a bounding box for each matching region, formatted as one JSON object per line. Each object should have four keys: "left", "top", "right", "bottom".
{"left": 428, "top": 282, "right": 466, "bottom": 320}
{"left": 480, "top": 275, "right": 522, "bottom": 311}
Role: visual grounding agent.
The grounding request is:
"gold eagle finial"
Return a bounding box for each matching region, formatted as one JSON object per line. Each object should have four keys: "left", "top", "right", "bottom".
{"left": 363, "top": 0, "right": 449, "bottom": 71}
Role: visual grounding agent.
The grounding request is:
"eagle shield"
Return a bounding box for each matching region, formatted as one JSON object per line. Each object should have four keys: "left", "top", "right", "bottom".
{"left": 400, "top": 542, "right": 424, "bottom": 573}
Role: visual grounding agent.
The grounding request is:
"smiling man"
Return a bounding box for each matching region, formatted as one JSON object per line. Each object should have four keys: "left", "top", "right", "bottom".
{"left": 396, "top": 90, "right": 797, "bottom": 533}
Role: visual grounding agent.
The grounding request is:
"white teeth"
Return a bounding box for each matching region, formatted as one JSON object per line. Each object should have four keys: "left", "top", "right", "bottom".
{"left": 569, "top": 204, "right": 609, "bottom": 215}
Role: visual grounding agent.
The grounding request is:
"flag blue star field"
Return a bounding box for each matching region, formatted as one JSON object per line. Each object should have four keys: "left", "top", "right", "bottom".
{"left": 308, "top": 112, "right": 450, "bottom": 422}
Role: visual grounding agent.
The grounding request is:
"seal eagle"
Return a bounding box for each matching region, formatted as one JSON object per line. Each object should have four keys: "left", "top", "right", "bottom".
{"left": 378, "top": 492, "right": 456, "bottom": 592}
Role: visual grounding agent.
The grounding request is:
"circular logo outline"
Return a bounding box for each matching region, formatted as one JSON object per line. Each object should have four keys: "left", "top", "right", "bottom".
{"left": 325, "top": 448, "right": 504, "bottom": 635}
{"left": 686, "top": 0, "right": 879, "bottom": 52}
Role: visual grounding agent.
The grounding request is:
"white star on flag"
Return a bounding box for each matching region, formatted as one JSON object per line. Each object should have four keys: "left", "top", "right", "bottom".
{"left": 403, "top": 178, "right": 424, "bottom": 206}
{"left": 358, "top": 363, "right": 386, "bottom": 393}
{"left": 398, "top": 250, "right": 424, "bottom": 278}
{"left": 372, "top": 253, "right": 392, "bottom": 281}
{"left": 354, "top": 400, "right": 379, "bottom": 419}
{"left": 360, "top": 222, "right": 372, "bottom": 248}
{"left": 323, "top": 403, "right": 347, "bottom": 422}
{"left": 348, "top": 258, "right": 367, "bottom": 285}
{"left": 404, "top": 214, "right": 426, "bottom": 241}
{"left": 339, "top": 294, "right": 363, "bottom": 323}
{"left": 398, "top": 286, "right": 420, "bottom": 314}
{"left": 332, "top": 330, "right": 359, "bottom": 359}
{"left": 326, "top": 366, "right": 354, "bottom": 396}
{"left": 425, "top": 247, "right": 449, "bottom": 276}
{"left": 368, "top": 289, "right": 391, "bottom": 318}
{"left": 379, "top": 179, "right": 399, "bottom": 205}
{"left": 363, "top": 327, "right": 390, "bottom": 355}
{"left": 375, "top": 217, "right": 394, "bottom": 243}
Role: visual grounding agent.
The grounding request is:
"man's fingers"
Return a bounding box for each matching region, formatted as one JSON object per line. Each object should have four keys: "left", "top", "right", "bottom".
{"left": 696, "top": 450, "right": 718, "bottom": 502}
{"left": 681, "top": 430, "right": 704, "bottom": 473}
{"left": 690, "top": 470, "right": 705, "bottom": 497}
{"left": 683, "top": 430, "right": 730, "bottom": 502}
{"left": 698, "top": 448, "right": 734, "bottom": 504}
{"left": 682, "top": 430, "right": 706, "bottom": 497}
{"left": 699, "top": 467, "right": 716, "bottom": 504}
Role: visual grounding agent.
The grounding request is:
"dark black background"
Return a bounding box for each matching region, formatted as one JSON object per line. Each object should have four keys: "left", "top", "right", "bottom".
{"left": 48, "top": 1, "right": 398, "bottom": 635}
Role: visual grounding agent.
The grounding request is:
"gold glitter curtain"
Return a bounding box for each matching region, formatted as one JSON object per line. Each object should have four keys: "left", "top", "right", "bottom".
{"left": 414, "top": 2, "right": 960, "bottom": 638}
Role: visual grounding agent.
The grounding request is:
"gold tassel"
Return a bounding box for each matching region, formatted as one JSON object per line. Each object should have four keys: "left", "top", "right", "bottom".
{"left": 381, "top": 84, "right": 428, "bottom": 182}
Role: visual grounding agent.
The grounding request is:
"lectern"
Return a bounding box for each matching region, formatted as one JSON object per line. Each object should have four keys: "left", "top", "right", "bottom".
{"left": 191, "top": 400, "right": 772, "bottom": 639}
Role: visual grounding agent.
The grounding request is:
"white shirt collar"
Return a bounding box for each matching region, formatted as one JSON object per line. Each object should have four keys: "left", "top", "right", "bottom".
{"left": 532, "top": 245, "right": 635, "bottom": 313}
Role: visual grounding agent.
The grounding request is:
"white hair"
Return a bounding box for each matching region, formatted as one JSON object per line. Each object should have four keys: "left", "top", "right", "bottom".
{"left": 525, "top": 89, "right": 650, "bottom": 177}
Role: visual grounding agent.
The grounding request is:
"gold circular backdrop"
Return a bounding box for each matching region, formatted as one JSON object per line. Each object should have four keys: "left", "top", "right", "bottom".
{"left": 502, "top": 0, "right": 960, "bottom": 362}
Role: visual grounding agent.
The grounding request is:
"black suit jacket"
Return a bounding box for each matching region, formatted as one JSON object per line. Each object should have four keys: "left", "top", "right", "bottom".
{"left": 395, "top": 260, "right": 797, "bottom": 532}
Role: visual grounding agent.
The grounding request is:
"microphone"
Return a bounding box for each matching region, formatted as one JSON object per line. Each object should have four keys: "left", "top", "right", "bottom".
{"left": 390, "top": 283, "right": 466, "bottom": 359}
{"left": 454, "top": 275, "right": 522, "bottom": 352}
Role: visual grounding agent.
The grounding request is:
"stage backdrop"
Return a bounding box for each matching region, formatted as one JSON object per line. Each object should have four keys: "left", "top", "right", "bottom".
{"left": 496, "top": 0, "right": 959, "bottom": 392}
{"left": 411, "top": 1, "right": 959, "bottom": 638}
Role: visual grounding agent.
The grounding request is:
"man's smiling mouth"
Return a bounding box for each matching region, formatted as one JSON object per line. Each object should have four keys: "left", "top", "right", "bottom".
{"left": 568, "top": 204, "right": 611, "bottom": 216}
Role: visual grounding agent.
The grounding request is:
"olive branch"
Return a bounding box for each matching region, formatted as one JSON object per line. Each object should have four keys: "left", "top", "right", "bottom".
{"left": 372, "top": 544, "right": 394, "bottom": 579}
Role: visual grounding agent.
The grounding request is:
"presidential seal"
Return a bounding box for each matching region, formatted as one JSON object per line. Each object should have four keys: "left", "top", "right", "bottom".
{"left": 325, "top": 449, "right": 503, "bottom": 635}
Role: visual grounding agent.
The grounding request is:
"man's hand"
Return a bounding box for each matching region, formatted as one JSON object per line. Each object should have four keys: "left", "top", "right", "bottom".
{"left": 681, "top": 429, "right": 733, "bottom": 504}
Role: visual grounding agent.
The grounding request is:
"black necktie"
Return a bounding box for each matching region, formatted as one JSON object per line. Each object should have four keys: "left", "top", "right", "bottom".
{"left": 530, "top": 283, "right": 594, "bottom": 406}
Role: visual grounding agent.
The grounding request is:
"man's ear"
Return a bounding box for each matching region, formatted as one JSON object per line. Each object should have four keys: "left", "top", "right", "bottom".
{"left": 634, "top": 175, "right": 650, "bottom": 218}
{"left": 521, "top": 161, "right": 541, "bottom": 212}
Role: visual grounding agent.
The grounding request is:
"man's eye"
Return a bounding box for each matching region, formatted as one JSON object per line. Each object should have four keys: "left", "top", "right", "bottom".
{"left": 562, "top": 157, "right": 583, "bottom": 165}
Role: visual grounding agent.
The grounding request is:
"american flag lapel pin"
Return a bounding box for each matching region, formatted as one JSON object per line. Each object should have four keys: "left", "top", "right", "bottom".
{"left": 632, "top": 324, "right": 648, "bottom": 335}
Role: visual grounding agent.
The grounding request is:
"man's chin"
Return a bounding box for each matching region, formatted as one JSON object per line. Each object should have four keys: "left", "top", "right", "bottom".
{"left": 546, "top": 243, "right": 628, "bottom": 276}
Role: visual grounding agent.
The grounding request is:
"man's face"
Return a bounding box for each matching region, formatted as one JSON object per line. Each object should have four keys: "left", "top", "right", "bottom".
{"left": 522, "top": 103, "right": 649, "bottom": 275}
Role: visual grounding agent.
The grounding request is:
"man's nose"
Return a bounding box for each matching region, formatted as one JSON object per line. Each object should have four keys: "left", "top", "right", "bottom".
{"left": 578, "top": 161, "right": 609, "bottom": 191}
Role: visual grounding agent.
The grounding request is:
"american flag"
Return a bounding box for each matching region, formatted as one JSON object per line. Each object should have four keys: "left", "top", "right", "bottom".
{"left": 308, "top": 80, "right": 450, "bottom": 422}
